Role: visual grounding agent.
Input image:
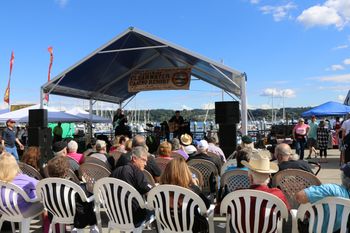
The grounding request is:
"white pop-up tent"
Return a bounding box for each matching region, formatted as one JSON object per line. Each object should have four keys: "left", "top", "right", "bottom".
{"left": 66, "top": 107, "right": 112, "bottom": 123}
{"left": 0, "top": 104, "right": 82, "bottom": 123}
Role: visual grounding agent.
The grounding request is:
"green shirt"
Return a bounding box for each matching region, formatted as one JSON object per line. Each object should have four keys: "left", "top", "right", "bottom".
{"left": 308, "top": 121, "right": 318, "bottom": 139}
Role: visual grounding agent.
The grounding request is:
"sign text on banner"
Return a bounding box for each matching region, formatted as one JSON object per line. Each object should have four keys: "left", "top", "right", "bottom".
{"left": 128, "top": 67, "right": 191, "bottom": 92}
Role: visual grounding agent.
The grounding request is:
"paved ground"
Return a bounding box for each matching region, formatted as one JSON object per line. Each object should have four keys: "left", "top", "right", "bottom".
{"left": 2, "top": 149, "right": 343, "bottom": 232}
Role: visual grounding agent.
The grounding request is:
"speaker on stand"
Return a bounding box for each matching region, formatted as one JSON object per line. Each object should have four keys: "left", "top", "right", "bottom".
{"left": 28, "top": 109, "right": 53, "bottom": 164}
{"left": 215, "top": 101, "right": 240, "bottom": 157}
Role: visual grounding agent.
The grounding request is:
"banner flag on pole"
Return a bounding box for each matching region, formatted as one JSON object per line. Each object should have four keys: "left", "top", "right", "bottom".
{"left": 44, "top": 46, "right": 53, "bottom": 102}
{"left": 4, "top": 51, "right": 14, "bottom": 104}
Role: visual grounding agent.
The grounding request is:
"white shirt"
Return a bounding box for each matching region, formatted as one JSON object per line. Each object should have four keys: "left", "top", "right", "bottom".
{"left": 341, "top": 119, "right": 350, "bottom": 136}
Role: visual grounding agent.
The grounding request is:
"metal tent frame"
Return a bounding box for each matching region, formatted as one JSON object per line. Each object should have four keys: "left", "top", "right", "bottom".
{"left": 41, "top": 27, "right": 248, "bottom": 134}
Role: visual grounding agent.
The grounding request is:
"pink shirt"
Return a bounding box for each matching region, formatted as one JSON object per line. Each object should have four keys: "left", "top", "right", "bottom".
{"left": 293, "top": 123, "right": 309, "bottom": 138}
{"left": 67, "top": 152, "right": 84, "bottom": 164}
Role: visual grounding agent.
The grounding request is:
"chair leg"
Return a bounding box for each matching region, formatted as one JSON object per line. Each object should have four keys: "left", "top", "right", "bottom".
{"left": 11, "top": 222, "right": 16, "bottom": 233}
{"left": 59, "top": 224, "right": 65, "bottom": 233}
{"left": 50, "top": 223, "right": 55, "bottom": 233}
{"left": 96, "top": 207, "right": 103, "bottom": 233}
{"left": 20, "top": 219, "right": 31, "bottom": 233}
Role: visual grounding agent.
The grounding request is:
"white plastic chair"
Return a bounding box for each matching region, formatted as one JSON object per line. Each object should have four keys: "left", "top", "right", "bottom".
{"left": 220, "top": 189, "right": 289, "bottom": 233}
{"left": 36, "top": 178, "right": 94, "bottom": 233}
{"left": 0, "top": 181, "right": 44, "bottom": 233}
{"left": 147, "top": 184, "right": 215, "bottom": 233}
{"left": 291, "top": 197, "right": 350, "bottom": 233}
{"left": 93, "top": 177, "right": 153, "bottom": 233}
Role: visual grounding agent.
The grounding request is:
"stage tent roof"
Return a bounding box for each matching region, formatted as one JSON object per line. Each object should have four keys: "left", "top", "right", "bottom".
{"left": 66, "top": 107, "right": 112, "bottom": 123}
{"left": 42, "top": 27, "right": 245, "bottom": 104}
{"left": 301, "top": 101, "right": 350, "bottom": 117}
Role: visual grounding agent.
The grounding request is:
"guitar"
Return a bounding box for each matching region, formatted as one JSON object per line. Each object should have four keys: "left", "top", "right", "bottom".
{"left": 168, "top": 122, "right": 187, "bottom": 133}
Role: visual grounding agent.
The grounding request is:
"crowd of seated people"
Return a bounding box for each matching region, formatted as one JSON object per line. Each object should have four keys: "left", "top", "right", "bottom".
{"left": 1, "top": 130, "right": 349, "bottom": 233}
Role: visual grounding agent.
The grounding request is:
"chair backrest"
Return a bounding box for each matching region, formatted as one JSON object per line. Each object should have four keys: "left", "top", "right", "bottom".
{"left": 18, "top": 161, "right": 43, "bottom": 180}
{"left": 93, "top": 177, "right": 146, "bottom": 232}
{"left": 36, "top": 178, "right": 88, "bottom": 224}
{"left": 79, "top": 163, "right": 111, "bottom": 193}
{"left": 220, "top": 189, "right": 289, "bottom": 233}
{"left": 296, "top": 197, "right": 350, "bottom": 233}
{"left": 147, "top": 184, "right": 208, "bottom": 233}
{"left": 187, "top": 159, "right": 218, "bottom": 194}
{"left": 188, "top": 165, "right": 204, "bottom": 188}
{"left": 221, "top": 159, "right": 237, "bottom": 175}
{"left": 220, "top": 169, "right": 250, "bottom": 193}
{"left": 154, "top": 157, "right": 172, "bottom": 173}
{"left": 0, "top": 181, "right": 40, "bottom": 222}
{"left": 271, "top": 169, "right": 322, "bottom": 209}
{"left": 207, "top": 151, "right": 223, "bottom": 169}
{"left": 143, "top": 169, "right": 156, "bottom": 187}
{"left": 42, "top": 166, "right": 80, "bottom": 184}
{"left": 84, "top": 156, "right": 111, "bottom": 171}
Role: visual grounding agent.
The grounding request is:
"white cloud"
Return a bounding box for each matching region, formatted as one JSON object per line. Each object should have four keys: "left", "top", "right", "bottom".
{"left": 202, "top": 103, "right": 215, "bottom": 110}
{"left": 316, "top": 73, "right": 350, "bottom": 82}
{"left": 260, "top": 88, "right": 295, "bottom": 98}
{"left": 250, "top": 0, "right": 260, "bottom": 4}
{"left": 297, "top": 0, "right": 350, "bottom": 30}
{"left": 318, "top": 85, "right": 350, "bottom": 91}
{"left": 338, "top": 95, "right": 346, "bottom": 101}
{"left": 344, "top": 58, "right": 350, "bottom": 65}
{"left": 55, "top": 0, "right": 69, "bottom": 8}
{"left": 260, "top": 2, "right": 297, "bottom": 22}
{"left": 181, "top": 105, "right": 193, "bottom": 110}
{"left": 328, "top": 64, "right": 345, "bottom": 71}
{"left": 333, "top": 44, "right": 349, "bottom": 50}
{"left": 260, "top": 104, "right": 272, "bottom": 110}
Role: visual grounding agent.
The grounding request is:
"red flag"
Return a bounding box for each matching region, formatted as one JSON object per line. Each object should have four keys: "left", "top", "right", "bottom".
{"left": 44, "top": 47, "right": 53, "bottom": 102}
{"left": 4, "top": 51, "right": 14, "bottom": 104}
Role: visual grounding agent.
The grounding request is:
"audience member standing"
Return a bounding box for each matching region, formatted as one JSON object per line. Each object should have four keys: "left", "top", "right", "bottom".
{"left": 293, "top": 118, "right": 309, "bottom": 160}
{"left": 341, "top": 114, "right": 350, "bottom": 163}
{"left": 1, "top": 119, "right": 24, "bottom": 160}
{"left": 317, "top": 121, "right": 330, "bottom": 163}
{"left": 307, "top": 116, "right": 318, "bottom": 159}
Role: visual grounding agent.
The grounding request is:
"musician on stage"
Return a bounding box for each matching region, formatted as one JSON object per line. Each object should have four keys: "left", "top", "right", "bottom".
{"left": 113, "top": 108, "right": 130, "bottom": 137}
{"left": 169, "top": 110, "right": 185, "bottom": 138}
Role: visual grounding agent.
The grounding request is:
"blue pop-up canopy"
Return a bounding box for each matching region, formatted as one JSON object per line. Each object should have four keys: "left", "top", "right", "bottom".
{"left": 301, "top": 101, "right": 350, "bottom": 117}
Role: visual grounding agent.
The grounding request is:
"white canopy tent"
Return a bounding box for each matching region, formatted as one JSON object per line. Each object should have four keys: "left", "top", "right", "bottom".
{"left": 66, "top": 107, "right": 112, "bottom": 123}
{"left": 0, "top": 104, "right": 82, "bottom": 123}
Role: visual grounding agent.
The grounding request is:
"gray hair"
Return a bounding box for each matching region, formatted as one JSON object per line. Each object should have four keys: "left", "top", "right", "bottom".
{"left": 171, "top": 138, "right": 180, "bottom": 150}
{"left": 67, "top": 140, "right": 78, "bottom": 153}
{"left": 248, "top": 170, "right": 270, "bottom": 185}
{"left": 132, "top": 135, "right": 146, "bottom": 147}
{"left": 341, "top": 173, "right": 350, "bottom": 190}
{"left": 132, "top": 146, "right": 148, "bottom": 159}
{"left": 275, "top": 143, "right": 292, "bottom": 158}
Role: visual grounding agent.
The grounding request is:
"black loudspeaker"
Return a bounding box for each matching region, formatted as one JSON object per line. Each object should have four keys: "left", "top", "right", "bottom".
{"left": 29, "top": 109, "right": 48, "bottom": 128}
{"left": 28, "top": 127, "right": 53, "bottom": 164}
{"left": 215, "top": 101, "right": 240, "bottom": 124}
{"left": 218, "top": 124, "right": 237, "bottom": 157}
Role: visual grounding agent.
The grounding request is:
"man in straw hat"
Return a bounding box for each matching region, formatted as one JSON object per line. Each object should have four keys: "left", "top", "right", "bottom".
{"left": 241, "top": 150, "right": 290, "bottom": 210}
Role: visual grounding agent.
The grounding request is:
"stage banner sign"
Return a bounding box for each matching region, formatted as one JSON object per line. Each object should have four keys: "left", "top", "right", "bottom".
{"left": 128, "top": 67, "right": 191, "bottom": 92}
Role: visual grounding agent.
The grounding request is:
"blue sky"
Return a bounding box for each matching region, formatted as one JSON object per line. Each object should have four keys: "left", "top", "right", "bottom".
{"left": 0, "top": 0, "right": 350, "bottom": 111}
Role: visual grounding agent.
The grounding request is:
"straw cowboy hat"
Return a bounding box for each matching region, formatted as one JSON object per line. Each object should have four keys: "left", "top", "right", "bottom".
{"left": 241, "top": 150, "right": 279, "bottom": 174}
{"left": 180, "top": 133, "right": 192, "bottom": 146}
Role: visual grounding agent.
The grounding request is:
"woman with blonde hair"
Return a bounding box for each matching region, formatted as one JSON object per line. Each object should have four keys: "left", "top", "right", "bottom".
{"left": 0, "top": 152, "right": 38, "bottom": 211}
{"left": 160, "top": 157, "right": 210, "bottom": 233}
{"left": 157, "top": 141, "right": 172, "bottom": 159}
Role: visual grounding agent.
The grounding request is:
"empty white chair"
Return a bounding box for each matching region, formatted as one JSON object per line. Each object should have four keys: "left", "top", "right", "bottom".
{"left": 220, "top": 189, "right": 289, "bottom": 233}
{"left": 147, "top": 184, "right": 215, "bottom": 233}
{"left": 0, "top": 181, "right": 44, "bottom": 233}
{"left": 94, "top": 177, "right": 153, "bottom": 233}
{"left": 36, "top": 178, "right": 94, "bottom": 233}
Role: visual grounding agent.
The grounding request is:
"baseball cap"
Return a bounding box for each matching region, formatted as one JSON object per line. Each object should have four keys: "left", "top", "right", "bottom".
{"left": 197, "top": 140, "right": 209, "bottom": 150}
{"left": 6, "top": 119, "right": 16, "bottom": 124}
{"left": 241, "top": 135, "right": 253, "bottom": 144}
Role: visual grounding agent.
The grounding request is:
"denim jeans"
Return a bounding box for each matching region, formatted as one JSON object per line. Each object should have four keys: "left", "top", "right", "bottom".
{"left": 5, "top": 146, "right": 19, "bottom": 161}
{"left": 295, "top": 138, "right": 306, "bottom": 160}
